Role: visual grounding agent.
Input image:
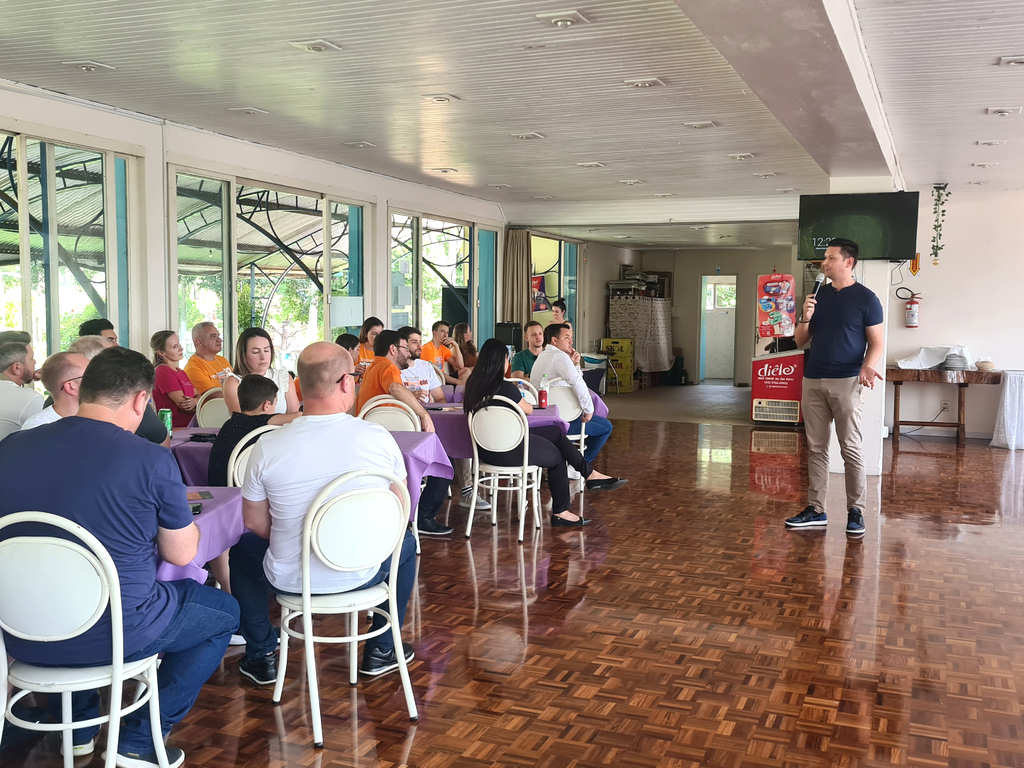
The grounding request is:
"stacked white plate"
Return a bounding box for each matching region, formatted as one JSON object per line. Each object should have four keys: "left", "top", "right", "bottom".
{"left": 941, "top": 353, "right": 969, "bottom": 370}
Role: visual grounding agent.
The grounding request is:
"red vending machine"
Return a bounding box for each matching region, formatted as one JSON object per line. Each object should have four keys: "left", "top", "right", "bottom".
{"left": 751, "top": 350, "right": 804, "bottom": 423}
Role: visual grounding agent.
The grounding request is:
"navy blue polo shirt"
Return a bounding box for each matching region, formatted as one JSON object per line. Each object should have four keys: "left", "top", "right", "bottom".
{"left": 0, "top": 416, "right": 193, "bottom": 665}
{"left": 805, "top": 281, "right": 883, "bottom": 379}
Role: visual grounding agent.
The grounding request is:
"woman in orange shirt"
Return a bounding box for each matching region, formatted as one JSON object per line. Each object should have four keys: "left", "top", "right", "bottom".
{"left": 356, "top": 316, "right": 383, "bottom": 370}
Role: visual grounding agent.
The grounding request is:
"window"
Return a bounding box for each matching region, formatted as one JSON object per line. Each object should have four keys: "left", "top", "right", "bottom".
{"left": 1, "top": 133, "right": 129, "bottom": 354}
{"left": 706, "top": 282, "right": 736, "bottom": 310}
{"left": 328, "top": 202, "right": 362, "bottom": 339}
{"left": 531, "top": 234, "right": 560, "bottom": 324}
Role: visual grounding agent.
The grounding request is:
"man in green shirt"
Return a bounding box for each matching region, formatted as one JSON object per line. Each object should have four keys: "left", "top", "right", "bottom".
{"left": 510, "top": 321, "right": 544, "bottom": 381}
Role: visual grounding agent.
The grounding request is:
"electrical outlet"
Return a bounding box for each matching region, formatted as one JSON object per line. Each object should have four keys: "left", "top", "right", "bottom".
{"left": 940, "top": 401, "right": 949, "bottom": 411}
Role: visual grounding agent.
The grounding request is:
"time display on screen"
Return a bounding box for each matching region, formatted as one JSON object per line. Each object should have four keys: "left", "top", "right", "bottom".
{"left": 812, "top": 237, "right": 834, "bottom": 249}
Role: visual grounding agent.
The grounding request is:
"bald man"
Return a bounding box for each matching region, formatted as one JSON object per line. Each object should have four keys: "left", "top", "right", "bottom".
{"left": 230, "top": 342, "right": 422, "bottom": 683}
{"left": 21, "top": 352, "right": 89, "bottom": 430}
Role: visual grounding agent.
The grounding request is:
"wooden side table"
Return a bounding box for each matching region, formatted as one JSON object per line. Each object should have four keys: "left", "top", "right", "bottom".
{"left": 887, "top": 367, "right": 1003, "bottom": 449}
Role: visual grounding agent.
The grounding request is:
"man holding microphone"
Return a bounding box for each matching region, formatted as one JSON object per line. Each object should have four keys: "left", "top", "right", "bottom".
{"left": 785, "top": 238, "right": 884, "bottom": 537}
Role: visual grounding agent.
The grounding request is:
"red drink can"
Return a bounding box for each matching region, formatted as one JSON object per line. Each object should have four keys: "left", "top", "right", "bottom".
{"left": 538, "top": 389, "right": 548, "bottom": 408}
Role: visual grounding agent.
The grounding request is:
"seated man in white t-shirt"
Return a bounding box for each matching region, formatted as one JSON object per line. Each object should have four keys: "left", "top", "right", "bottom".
{"left": 0, "top": 335, "right": 43, "bottom": 440}
{"left": 397, "top": 325, "right": 445, "bottom": 404}
{"left": 21, "top": 352, "right": 89, "bottom": 430}
{"left": 229, "top": 341, "right": 417, "bottom": 686}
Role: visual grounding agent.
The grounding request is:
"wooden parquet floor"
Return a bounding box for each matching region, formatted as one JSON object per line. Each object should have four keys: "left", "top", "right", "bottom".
{"left": 10, "top": 421, "right": 1024, "bottom": 768}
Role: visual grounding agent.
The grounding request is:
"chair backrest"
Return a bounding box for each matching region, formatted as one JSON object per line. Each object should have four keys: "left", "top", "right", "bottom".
{"left": 227, "top": 424, "right": 281, "bottom": 488}
{"left": 546, "top": 380, "right": 583, "bottom": 422}
{"left": 300, "top": 470, "right": 410, "bottom": 603}
{"left": 358, "top": 397, "right": 421, "bottom": 432}
{"left": 468, "top": 395, "right": 530, "bottom": 458}
{"left": 0, "top": 512, "right": 125, "bottom": 667}
{"left": 196, "top": 389, "right": 231, "bottom": 428}
{"left": 506, "top": 378, "right": 539, "bottom": 406}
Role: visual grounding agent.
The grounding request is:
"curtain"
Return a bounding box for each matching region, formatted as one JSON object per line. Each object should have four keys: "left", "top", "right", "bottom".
{"left": 501, "top": 229, "right": 531, "bottom": 327}
{"left": 992, "top": 370, "right": 1024, "bottom": 449}
{"left": 608, "top": 296, "right": 674, "bottom": 372}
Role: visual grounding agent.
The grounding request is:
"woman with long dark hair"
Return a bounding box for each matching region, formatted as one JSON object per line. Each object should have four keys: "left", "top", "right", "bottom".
{"left": 464, "top": 338, "right": 626, "bottom": 527}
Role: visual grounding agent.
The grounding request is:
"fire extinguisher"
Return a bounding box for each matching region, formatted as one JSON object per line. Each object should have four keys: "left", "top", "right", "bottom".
{"left": 896, "top": 287, "right": 921, "bottom": 328}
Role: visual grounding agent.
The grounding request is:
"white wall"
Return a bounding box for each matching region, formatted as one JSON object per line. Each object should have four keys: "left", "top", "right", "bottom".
{"left": 577, "top": 242, "right": 639, "bottom": 353}
{"left": 0, "top": 80, "right": 505, "bottom": 350}
{"left": 640, "top": 247, "right": 798, "bottom": 385}
{"left": 883, "top": 189, "right": 1024, "bottom": 439}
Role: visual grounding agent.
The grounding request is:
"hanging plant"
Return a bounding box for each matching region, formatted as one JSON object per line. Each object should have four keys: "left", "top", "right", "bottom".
{"left": 931, "top": 183, "right": 950, "bottom": 265}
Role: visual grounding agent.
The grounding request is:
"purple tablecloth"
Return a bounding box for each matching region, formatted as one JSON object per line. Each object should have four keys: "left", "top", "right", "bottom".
{"left": 391, "top": 432, "right": 453, "bottom": 520}
{"left": 449, "top": 387, "right": 608, "bottom": 417}
{"left": 156, "top": 487, "right": 245, "bottom": 584}
{"left": 168, "top": 427, "right": 453, "bottom": 522}
{"left": 424, "top": 404, "right": 569, "bottom": 459}
{"left": 169, "top": 428, "right": 219, "bottom": 486}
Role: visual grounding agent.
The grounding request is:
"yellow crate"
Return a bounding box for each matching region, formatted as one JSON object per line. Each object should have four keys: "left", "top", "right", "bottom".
{"left": 601, "top": 338, "right": 634, "bottom": 356}
{"left": 609, "top": 358, "right": 633, "bottom": 371}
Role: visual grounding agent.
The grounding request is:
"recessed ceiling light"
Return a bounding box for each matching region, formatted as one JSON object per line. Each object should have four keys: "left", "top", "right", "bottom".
{"left": 431, "top": 168, "right": 458, "bottom": 174}
{"left": 576, "top": 162, "right": 604, "bottom": 168}
{"left": 652, "top": 193, "right": 675, "bottom": 197}
{"left": 618, "top": 179, "right": 644, "bottom": 185}
{"left": 288, "top": 39, "right": 342, "bottom": 53}
{"left": 727, "top": 153, "right": 755, "bottom": 161}
{"left": 776, "top": 188, "right": 797, "bottom": 193}
{"left": 511, "top": 132, "right": 545, "bottom": 140}
{"left": 488, "top": 183, "right": 512, "bottom": 189}
{"left": 62, "top": 60, "right": 115, "bottom": 72}
{"left": 421, "top": 93, "right": 460, "bottom": 104}
{"left": 969, "top": 180, "right": 990, "bottom": 185}
{"left": 977, "top": 139, "right": 1006, "bottom": 146}
{"left": 522, "top": 44, "right": 548, "bottom": 50}
{"left": 343, "top": 141, "right": 376, "bottom": 149}
{"left": 987, "top": 107, "right": 1021, "bottom": 117}
{"left": 228, "top": 106, "right": 268, "bottom": 115}
{"left": 536, "top": 10, "right": 589, "bottom": 28}
{"left": 973, "top": 162, "right": 998, "bottom": 168}
{"left": 754, "top": 172, "right": 777, "bottom": 179}
{"left": 614, "top": 235, "right": 631, "bottom": 239}
{"left": 683, "top": 121, "right": 716, "bottom": 129}
{"left": 584, "top": 228, "right": 599, "bottom": 232}
{"left": 534, "top": 195, "right": 554, "bottom": 200}
{"left": 997, "top": 55, "right": 1024, "bottom": 66}
{"left": 690, "top": 226, "right": 707, "bottom": 231}
{"left": 623, "top": 78, "right": 665, "bottom": 88}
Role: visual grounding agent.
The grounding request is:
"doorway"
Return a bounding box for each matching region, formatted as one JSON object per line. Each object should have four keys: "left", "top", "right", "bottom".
{"left": 700, "top": 275, "right": 737, "bottom": 384}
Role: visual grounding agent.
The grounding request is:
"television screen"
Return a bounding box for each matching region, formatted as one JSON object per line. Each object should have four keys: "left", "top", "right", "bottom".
{"left": 797, "top": 191, "right": 919, "bottom": 261}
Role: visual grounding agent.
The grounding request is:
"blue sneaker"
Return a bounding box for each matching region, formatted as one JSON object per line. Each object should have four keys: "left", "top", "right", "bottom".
{"left": 785, "top": 506, "right": 827, "bottom": 528}
{"left": 846, "top": 508, "right": 866, "bottom": 537}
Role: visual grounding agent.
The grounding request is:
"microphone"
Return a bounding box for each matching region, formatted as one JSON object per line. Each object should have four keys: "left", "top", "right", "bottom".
{"left": 812, "top": 273, "right": 825, "bottom": 297}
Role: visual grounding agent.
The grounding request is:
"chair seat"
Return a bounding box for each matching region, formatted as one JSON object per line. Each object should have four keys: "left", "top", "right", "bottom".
{"left": 9, "top": 654, "right": 158, "bottom": 690}
{"left": 276, "top": 584, "right": 389, "bottom": 614}
{"left": 478, "top": 462, "right": 541, "bottom": 475}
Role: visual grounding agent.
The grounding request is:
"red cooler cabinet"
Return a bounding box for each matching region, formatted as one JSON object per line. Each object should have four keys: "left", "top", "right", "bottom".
{"left": 751, "top": 350, "right": 805, "bottom": 423}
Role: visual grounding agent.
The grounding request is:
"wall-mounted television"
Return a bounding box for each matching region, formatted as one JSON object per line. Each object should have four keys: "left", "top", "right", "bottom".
{"left": 797, "top": 191, "right": 920, "bottom": 261}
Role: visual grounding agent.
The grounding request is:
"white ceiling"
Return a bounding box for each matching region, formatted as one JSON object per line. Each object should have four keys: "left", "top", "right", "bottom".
{"left": 854, "top": 0, "right": 1024, "bottom": 192}
{"left": 536, "top": 220, "right": 798, "bottom": 250}
{"left": 0, "top": 0, "right": 834, "bottom": 212}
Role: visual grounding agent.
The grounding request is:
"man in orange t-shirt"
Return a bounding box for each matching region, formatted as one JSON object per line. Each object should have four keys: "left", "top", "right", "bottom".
{"left": 356, "top": 330, "right": 435, "bottom": 433}
{"left": 420, "top": 320, "right": 464, "bottom": 386}
{"left": 183, "top": 322, "right": 232, "bottom": 395}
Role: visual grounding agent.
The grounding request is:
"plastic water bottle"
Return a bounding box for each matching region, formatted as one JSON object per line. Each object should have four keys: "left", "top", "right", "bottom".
{"left": 538, "top": 374, "right": 549, "bottom": 409}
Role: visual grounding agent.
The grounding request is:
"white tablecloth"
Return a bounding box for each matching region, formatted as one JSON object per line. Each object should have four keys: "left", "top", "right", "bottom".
{"left": 991, "top": 370, "right": 1024, "bottom": 449}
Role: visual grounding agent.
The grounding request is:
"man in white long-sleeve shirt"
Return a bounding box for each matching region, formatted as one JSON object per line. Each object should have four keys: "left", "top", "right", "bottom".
{"left": 531, "top": 323, "right": 613, "bottom": 463}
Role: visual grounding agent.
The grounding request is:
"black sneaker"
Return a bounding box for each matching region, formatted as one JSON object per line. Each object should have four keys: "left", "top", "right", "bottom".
{"left": 360, "top": 642, "right": 415, "bottom": 677}
{"left": 846, "top": 508, "right": 866, "bottom": 537}
{"left": 111, "top": 746, "right": 185, "bottom": 768}
{"left": 239, "top": 653, "right": 278, "bottom": 686}
{"left": 417, "top": 517, "right": 454, "bottom": 536}
{"left": 784, "top": 506, "right": 827, "bottom": 528}
{"left": 585, "top": 477, "right": 628, "bottom": 492}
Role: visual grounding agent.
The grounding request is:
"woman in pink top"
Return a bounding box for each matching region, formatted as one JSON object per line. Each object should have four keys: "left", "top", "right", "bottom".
{"left": 150, "top": 330, "right": 197, "bottom": 428}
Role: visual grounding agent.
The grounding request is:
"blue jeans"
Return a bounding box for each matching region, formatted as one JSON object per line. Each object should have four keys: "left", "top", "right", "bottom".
{"left": 230, "top": 529, "right": 417, "bottom": 660}
{"left": 568, "top": 414, "right": 613, "bottom": 463}
{"left": 65, "top": 579, "right": 238, "bottom": 753}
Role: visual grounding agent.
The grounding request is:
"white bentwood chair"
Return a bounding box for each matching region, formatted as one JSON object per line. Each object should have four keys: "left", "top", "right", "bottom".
{"left": 271, "top": 470, "right": 417, "bottom": 747}
{"left": 466, "top": 396, "right": 542, "bottom": 543}
{"left": 505, "top": 378, "right": 539, "bottom": 406}
{"left": 546, "top": 378, "right": 587, "bottom": 456}
{"left": 195, "top": 388, "right": 231, "bottom": 429}
{"left": 358, "top": 395, "right": 421, "bottom": 432}
{"left": 226, "top": 424, "right": 280, "bottom": 488}
{"left": 0, "top": 513, "right": 169, "bottom": 768}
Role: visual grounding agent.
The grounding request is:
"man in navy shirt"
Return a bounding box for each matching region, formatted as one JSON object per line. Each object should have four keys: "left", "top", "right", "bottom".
{"left": 0, "top": 347, "right": 238, "bottom": 768}
{"left": 785, "top": 238, "right": 884, "bottom": 537}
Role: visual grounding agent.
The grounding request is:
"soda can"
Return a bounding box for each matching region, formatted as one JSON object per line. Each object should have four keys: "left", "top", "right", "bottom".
{"left": 158, "top": 408, "right": 173, "bottom": 435}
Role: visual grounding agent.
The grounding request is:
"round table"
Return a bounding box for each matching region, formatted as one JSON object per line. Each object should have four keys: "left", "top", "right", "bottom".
{"left": 424, "top": 404, "right": 569, "bottom": 459}
{"left": 156, "top": 486, "right": 245, "bottom": 584}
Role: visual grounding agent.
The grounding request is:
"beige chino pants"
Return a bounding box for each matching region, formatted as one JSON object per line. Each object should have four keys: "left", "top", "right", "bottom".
{"left": 802, "top": 376, "right": 867, "bottom": 513}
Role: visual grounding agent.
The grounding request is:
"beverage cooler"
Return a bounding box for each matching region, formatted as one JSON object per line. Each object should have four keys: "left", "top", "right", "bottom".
{"left": 751, "top": 350, "right": 804, "bottom": 423}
